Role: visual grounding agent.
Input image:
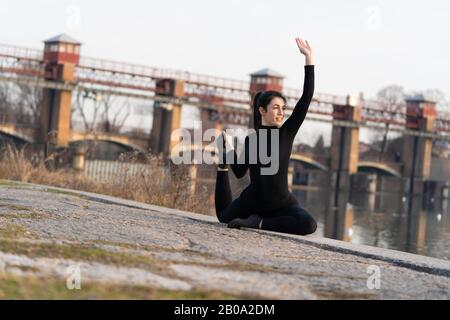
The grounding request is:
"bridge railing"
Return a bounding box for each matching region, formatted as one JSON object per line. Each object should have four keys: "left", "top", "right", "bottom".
{"left": 2, "top": 43, "right": 450, "bottom": 131}
{"left": 0, "top": 43, "right": 43, "bottom": 61}
{"left": 78, "top": 55, "right": 251, "bottom": 92}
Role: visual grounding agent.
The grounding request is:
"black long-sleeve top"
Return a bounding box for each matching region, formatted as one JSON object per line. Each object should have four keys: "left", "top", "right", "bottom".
{"left": 228, "top": 65, "right": 315, "bottom": 214}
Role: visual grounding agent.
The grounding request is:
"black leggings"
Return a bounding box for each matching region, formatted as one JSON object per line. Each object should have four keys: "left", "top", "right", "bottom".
{"left": 215, "top": 170, "right": 317, "bottom": 236}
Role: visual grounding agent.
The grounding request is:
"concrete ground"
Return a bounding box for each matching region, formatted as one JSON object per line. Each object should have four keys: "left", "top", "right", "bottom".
{"left": 0, "top": 180, "right": 449, "bottom": 299}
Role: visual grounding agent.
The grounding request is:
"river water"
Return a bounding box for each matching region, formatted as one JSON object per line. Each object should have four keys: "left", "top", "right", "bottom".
{"left": 292, "top": 187, "right": 450, "bottom": 260}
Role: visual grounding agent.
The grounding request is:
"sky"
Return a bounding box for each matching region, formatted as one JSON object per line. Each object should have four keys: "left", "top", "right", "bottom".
{"left": 1, "top": 0, "right": 449, "bottom": 100}
{"left": 1, "top": 0, "right": 449, "bottom": 146}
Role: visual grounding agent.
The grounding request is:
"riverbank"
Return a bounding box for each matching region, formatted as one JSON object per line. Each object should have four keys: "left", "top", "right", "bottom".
{"left": 0, "top": 179, "right": 449, "bottom": 299}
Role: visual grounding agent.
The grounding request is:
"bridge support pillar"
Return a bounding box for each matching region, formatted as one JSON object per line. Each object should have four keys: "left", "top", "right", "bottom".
{"left": 71, "top": 145, "right": 87, "bottom": 171}
{"left": 325, "top": 191, "right": 354, "bottom": 242}
{"left": 39, "top": 35, "right": 81, "bottom": 148}
{"left": 401, "top": 95, "right": 436, "bottom": 195}
{"left": 405, "top": 198, "right": 428, "bottom": 255}
{"left": 150, "top": 79, "right": 184, "bottom": 158}
{"left": 330, "top": 95, "right": 362, "bottom": 191}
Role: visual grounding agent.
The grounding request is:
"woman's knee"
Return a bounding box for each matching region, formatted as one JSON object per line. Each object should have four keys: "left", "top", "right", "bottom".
{"left": 302, "top": 216, "right": 317, "bottom": 235}
{"left": 293, "top": 208, "right": 317, "bottom": 235}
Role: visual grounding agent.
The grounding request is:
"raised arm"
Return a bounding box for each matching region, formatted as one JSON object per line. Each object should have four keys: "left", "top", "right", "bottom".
{"left": 282, "top": 37, "right": 315, "bottom": 137}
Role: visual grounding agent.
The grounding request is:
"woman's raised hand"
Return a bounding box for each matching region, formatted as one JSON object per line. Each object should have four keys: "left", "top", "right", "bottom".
{"left": 295, "top": 37, "right": 314, "bottom": 65}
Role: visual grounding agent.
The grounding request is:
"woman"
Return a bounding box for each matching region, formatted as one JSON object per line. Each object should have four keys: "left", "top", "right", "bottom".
{"left": 214, "top": 37, "right": 317, "bottom": 236}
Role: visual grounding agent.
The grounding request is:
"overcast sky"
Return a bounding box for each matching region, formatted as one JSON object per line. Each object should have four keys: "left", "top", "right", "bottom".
{"left": 1, "top": 0, "right": 449, "bottom": 100}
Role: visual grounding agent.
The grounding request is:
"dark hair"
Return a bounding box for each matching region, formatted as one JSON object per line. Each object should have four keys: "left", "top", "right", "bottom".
{"left": 252, "top": 91, "right": 287, "bottom": 129}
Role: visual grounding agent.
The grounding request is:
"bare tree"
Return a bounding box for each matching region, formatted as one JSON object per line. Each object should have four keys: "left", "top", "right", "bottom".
{"left": 376, "top": 85, "right": 406, "bottom": 161}
{"left": 313, "top": 134, "right": 326, "bottom": 154}
{"left": 423, "top": 88, "right": 446, "bottom": 105}
{"left": 15, "top": 84, "right": 42, "bottom": 125}
{"left": 73, "top": 90, "right": 102, "bottom": 132}
{"left": 98, "top": 95, "right": 131, "bottom": 133}
{"left": 0, "top": 82, "right": 14, "bottom": 120}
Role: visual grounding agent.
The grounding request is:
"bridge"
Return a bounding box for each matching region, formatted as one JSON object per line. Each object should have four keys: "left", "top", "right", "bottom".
{"left": 1, "top": 33, "right": 450, "bottom": 194}
{"left": 0, "top": 123, "right": 148, "bottom": 152}
{"left": 0, "top": 120, "right": 403, "bottom": 179}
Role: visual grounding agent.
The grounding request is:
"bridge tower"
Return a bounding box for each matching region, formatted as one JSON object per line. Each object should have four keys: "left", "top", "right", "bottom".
{"left": 40, "top": 34, "right": 81, "bottom": 147}
{"left": 250, "top": 68, "right": 284, "bottom": 96}
{"left": 150, "top": 79, "right": 184, "bottom": 157}
{"left": 401, "top": 95, "right": 437, "bottom": 192}
{"left": 330, "top": 94, "right": 363, "bottom": 190}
